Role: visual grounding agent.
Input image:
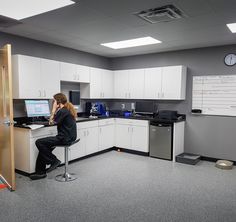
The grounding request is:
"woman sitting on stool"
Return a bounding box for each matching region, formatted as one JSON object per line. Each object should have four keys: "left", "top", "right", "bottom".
{"left": 30, "top": 93, "right": 77, "bottom": 180}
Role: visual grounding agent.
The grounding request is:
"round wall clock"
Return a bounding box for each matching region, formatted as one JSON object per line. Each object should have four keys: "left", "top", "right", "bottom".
{"left": 224, "top": 53, "right": 236, "bottom": 66}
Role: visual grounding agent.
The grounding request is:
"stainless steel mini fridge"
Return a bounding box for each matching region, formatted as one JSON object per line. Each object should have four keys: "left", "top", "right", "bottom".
{"left": 149, "top": 122, "right": 172, "bottom": 160}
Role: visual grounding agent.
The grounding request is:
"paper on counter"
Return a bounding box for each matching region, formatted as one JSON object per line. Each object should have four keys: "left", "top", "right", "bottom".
{"left": 27, "top": 124, "right": 45, "bottom": 130}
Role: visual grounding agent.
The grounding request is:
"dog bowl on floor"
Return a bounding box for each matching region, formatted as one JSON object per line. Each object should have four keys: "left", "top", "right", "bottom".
{"left": 215, "top": 160, "right": 233, "bottom": 170}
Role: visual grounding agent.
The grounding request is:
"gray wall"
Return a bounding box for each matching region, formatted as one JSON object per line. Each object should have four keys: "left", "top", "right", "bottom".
{"left": 111, "top": 45, "right": 236, "bottom": 161}
{"left": 3, "top": 30, "right": 236, "bottom": 161}
{"left": 0, "top": 32, "right": 111, "bottom": 68}
{"left": 0, "top": 31, "right": 111, "bottom": 117}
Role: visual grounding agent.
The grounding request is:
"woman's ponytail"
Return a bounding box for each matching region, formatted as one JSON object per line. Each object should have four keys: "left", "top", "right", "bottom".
{"left": 64, "top": 102, "right": 77, "bottom": 120}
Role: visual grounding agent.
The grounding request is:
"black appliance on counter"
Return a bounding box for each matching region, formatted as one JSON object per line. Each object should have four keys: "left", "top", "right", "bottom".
{"left": 69, "top": 91, "right": 80, "bottom": 105}
{"left": 157, "top": 110, "right": 178, "bottom": 120}
{"left": 135, "top": 101, "right": 157, "bottom": 115}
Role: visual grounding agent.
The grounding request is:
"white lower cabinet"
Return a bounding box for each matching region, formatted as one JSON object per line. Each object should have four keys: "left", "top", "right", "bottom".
{"left": 69, "top": 128, "right": 86, "bottom": 160}
{"left": 98, "top": 119, "right": 115, "bottom": 151}
{"left": 14, "top": 118, "right": 184, "bottom": 174}
{"left": 14, "top": 126, "right": 60, "bottom": 174}
{"left": 115, "top": 124, "right": 130, "bottom": 149}
{"left": 115, "top": 119, "right": 149, "bottom": 152}
{"left": 77, "top": 121, "right": 99, "bottom": 156}
{"left": 131, "top": 125, "right": 149, "bottom": 152}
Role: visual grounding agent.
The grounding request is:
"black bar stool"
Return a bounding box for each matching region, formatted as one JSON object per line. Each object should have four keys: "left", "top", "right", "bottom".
{"left": 55, "top": 139, "right": 80, "bottom": 182}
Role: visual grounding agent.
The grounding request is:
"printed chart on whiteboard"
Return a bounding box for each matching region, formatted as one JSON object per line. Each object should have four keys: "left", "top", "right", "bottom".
{"left": 192, "top": 75, "right": 236, "bottom": 116}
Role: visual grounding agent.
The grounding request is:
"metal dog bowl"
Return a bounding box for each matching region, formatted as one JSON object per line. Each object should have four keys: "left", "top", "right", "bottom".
{"left": 215, "top": 160, "right": 233, "bottom": 170}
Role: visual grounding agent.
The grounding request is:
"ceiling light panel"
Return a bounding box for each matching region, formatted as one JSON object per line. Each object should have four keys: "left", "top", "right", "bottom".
{"left": 227, "top": 23, "right": 236, "bottom": 33}
{"left": 101, "top": 37, "right": 162, "bottom": 49}
{"left": 0, "top": 0, "right": 75, "bottom": 20}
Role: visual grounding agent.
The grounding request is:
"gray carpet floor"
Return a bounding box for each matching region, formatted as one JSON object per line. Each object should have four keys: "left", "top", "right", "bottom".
{"left": 0, "top": 151, "right": 236, "bottom": 222}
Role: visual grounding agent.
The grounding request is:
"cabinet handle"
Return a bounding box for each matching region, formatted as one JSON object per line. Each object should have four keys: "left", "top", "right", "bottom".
{"left": 132, "top": 127, "right": 133, "bottom": 132}
{"left": 77, "top": 74, "right": 79, "bottom": 80}
{"left": 44, "top": 90, "right": 46, "bottom": 97}
{"left": 39, "top": 90, "right": 41, "bottom": 97}
{"left": 100, "top": 128, "right": 102, "bottom": 133}
{"left": 128, "top": 127, "right": 129, "bottom": 132}
{"left": 73, "top": 74, "right": 76, "bottom": 80}
{"left": 129, "top": 92, "right": 131, "bottom": 98}
{"left": 125, "top": 92, "right": 127, "bottom": 98}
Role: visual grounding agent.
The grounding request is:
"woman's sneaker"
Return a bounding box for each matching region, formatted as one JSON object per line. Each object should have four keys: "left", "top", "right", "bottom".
{"left": 47, "top": 159, "right": 61, "bottom": 173}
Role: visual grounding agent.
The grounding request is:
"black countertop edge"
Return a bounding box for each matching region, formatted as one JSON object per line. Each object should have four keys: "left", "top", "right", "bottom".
{"left": 14, "top": 115, "right": 185, "bottom": 129}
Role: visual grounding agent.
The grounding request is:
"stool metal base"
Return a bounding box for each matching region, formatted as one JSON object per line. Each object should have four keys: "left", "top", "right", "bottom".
{"left": 55, "top": 172, "right": 77, "bottom": 182}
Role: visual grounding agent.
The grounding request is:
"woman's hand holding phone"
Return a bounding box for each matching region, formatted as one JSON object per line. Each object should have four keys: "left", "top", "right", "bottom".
{"left": 49, "top": 99, "right": 59, "bottom": 125}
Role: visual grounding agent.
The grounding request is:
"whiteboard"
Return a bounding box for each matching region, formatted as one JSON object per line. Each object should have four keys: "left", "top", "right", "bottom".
{"left": 192, "top": 75, "right": 236, "bottom": 116}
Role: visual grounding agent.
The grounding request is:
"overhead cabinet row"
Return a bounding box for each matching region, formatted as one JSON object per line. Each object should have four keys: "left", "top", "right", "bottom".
{"left": 113, "top": 66, "right": 186, "bottom": 100}
{"left": 12, "top": 54, "right": 186, "bottom": 100}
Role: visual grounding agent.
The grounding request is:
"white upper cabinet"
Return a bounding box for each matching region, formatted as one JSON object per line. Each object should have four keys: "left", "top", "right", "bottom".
{"left": 114, "top": 70, "right": 129, "bottom": 99}
{"left": 161, "top": 66, "right": 186, "bottom": 100}
{"left": 60, "top": 62, "right": 90, "bottom": 83}
{"left": 144, "top": 67, "right": 162, "bottom": 99}
{"left": 114, "top": 69, "right": 145, "bottom": 99}
{"left": 12, "top": 54, "right": 186, "bottom": 100}
{"left": 60, "top": 62, "right": 76, "bottom": 82}
{"left": 12, "top": 55, "right": 41, "bottom": 99}
{"left": 90, "top": 67, "right": 102, "bottom": 98}
{"left": 77, "top": 64, "right": 90, "bottom": 83}
{"left": 80, "top": 67, "right": 113, "bottom": 99}
{"left": 129, "top": 69, "right": 145, "bottom": 99}
{"left": 12, "top": 55, "right": 60, "bottom": 99}
{"left": 144, "top": 65, "right": 187, "bottom": 100}
{"left": 41, "top": 58, "right": 60, "bottom": 98}
{"left": 102, "top": 69, "right": 114, "bottom": 98}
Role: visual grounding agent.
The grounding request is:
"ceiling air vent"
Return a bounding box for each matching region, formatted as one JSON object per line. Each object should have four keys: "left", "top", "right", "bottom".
{"left": 0, "top": 15, "right": 21, "bottom": 28}
{"left": 135, "top": 4, "right": 187, "bottom": 24}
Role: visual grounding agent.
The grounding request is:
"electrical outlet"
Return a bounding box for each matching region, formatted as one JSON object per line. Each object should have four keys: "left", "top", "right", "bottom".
{"left": 131, "top": 103, "right": 135, "bottom": 110}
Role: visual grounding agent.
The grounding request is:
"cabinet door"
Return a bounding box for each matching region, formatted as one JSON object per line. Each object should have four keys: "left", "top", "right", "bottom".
{"left": 41, "top": 58, "right": 60, "bottom": 98}
{"left": 85, "top": 127, "right": 99, "bottom": 155}
{"left": 144, "top": 67, "right": 162, "bottom": 99}
{"left": 162, "top": 66, "right": 185, "bottom": 99}
{"left": 98, "top": 124, "right": 114, "bottom": 151}
{"left": 70, "top": 129, "right": 86, "bottom": 160}
{"left": 128, "top": 69, "right": 145, "bottom": 99}
{"left": 131, "top": 126, "right": 149, "bottom": 152}
{"left": 29, "top": 138, "right": 39, "bottom": 173}
{"left": 60, "top": 62, "right": 77, "bottom": 82}
{"left": 115, "top": 124, "right": 131, "bottom": 149}
{"left": 90, "top": 67, "right": 102, "bottom": 98}
{"left": 102, "top": 70, "right": 114, "bottom": 98}
{"left": 114, "top": 70, "right": 129, "bottom": 98}
{"left": 17, "top": 55, "right": 41, "bottom": 98}
{"left": 77, "top": 64, "right": 90, "bottom": 83}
